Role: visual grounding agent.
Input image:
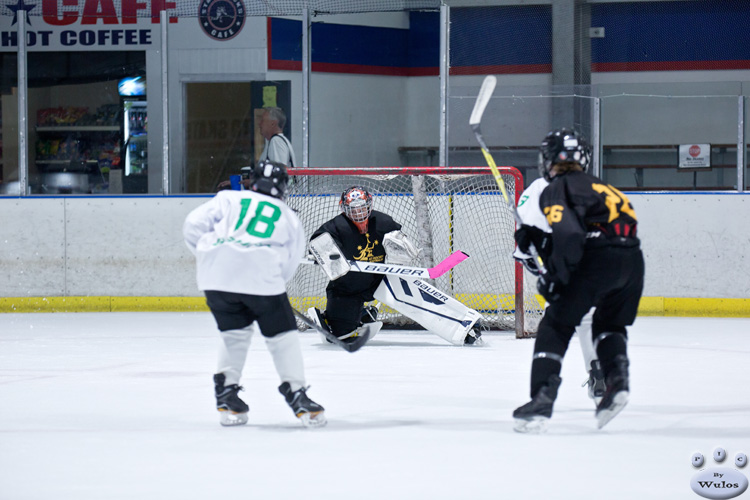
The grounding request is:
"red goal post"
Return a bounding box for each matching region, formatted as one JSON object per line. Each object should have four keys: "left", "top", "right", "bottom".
{"left": 285, "top": 166, "right": 543, "bottom": 338}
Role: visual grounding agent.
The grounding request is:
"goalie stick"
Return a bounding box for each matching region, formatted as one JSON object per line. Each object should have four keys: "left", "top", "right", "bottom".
{"left": 301, "top": 250, "right": 470, "bottom": 280}
{"left": 292, "top": 308, "right": 370, "bottom": 353}
{"left": 469, "top": 75, "right": 547, "bottom": 274}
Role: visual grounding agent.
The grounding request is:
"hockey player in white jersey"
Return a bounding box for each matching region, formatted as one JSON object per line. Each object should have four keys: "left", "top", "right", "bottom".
{"left": 183, "top": 160, "right": 326, "bottom": 428}
{"left": 307, "top": 186, "right": 483, "bottom": 348}
{"left": 513, "top": 176, "right": 605, "bottom": 409}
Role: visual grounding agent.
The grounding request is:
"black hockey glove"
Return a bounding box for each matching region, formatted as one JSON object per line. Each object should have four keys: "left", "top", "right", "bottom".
{"left": 537, "top": 272, "right": 561, "bottom": 303}
{"left": 514, "top": 224, "right": 551, "bottom": 257}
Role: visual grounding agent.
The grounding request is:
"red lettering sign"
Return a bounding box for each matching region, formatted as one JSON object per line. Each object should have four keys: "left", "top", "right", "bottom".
{"left": 151, "top": 0, "right": 177, "bottom": 23}
{"left": 122, "top": 0, "right": 147, "bottom": 24}
{"left": 81, "top": 0, "right": 118, "bottom": 25}
{"left": 43, "top": 0, "right": 79, "bottom": 26}
{"left": 42, "top": 0, "right": 177, "bottom": 25}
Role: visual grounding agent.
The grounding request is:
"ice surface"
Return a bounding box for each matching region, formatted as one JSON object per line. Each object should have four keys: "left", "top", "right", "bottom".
{"left": 1, "top": 313, "right": 748, "bottom": 500}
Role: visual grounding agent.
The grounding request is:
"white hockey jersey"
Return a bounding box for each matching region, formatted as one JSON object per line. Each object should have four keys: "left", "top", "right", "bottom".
{"left": 513, "top": 177, "right": 551, "bottom": 261}
{"left": 183, "top": 189, "right": 305, "bottom": 296}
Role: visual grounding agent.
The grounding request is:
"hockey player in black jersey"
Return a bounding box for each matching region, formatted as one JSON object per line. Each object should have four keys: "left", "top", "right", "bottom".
{"left": 513, "top": 128, "right": 644, "bottom": 433}
{"left": 310, "top": 186, "right": 399, "bottom": 342}
{"left": 307, "top": 186, "right": 483, "bottom": 347}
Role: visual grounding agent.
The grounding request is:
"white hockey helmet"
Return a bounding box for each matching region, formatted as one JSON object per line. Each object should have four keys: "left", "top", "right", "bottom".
{"left": 340, "top": 186, "right": 373, "bottom": 223}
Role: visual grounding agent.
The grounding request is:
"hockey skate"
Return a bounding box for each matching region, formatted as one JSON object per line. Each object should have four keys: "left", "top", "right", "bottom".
{"left": 582, "top": 359, "right": 606, "bottom": 406}
{"left": 308, "top": 307, "right": 332, "bottom": 344}
{"left": 596, "top": 355, "right": 630, "bottom": 429}
{"left": 278, "top": 382, "right": 327, "bottom": 428}
{"left": 513, "top": 375, "right": 561, "bottom": 434}
{"left": 357, "top": 304, "right": 382, "bottom": 342}
{"left": 361, "top": 304, "right": 379, "bottom": 324}
{"left": 464, "top": 320, "right": 485, "bottom": 346}
{"left": 214, "top": 373, "right": 249, "bottom": 426}
{"left": 339, "top": 320, "right": 383, "bottom": 344}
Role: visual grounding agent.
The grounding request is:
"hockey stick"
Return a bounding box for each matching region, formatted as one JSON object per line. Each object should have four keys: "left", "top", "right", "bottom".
{"left": 292, "top": 308, "right": 370, "bottom": 353}
{"left": 301, "top": 250, "right": 470, "bottom": 280}
{"left": 469, "top": 75, "right": 547, "bottom": 274}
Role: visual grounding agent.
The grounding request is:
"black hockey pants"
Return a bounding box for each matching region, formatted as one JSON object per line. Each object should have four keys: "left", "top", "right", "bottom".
{"left": 531, "top": 245, "right": 644, "bottom": 395}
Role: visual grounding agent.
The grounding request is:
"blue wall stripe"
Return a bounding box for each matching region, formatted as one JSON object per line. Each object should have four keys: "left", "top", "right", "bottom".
{"left": 449, "top": 6, "right": 551, "bottom": 67}
{"left": 270, "top": 2, "right": 749, "bottom": 74}
{"left": 592, "top": 1, "right": 750, "bottom": 64}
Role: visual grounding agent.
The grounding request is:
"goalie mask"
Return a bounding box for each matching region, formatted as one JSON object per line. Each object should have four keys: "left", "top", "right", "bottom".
{"left": 538, "top": 128, "right": 590, "bottom": 181}
{"left": 250, "top": 160, "right": 289, "bottom": 199}
{"left": 340, "top": 186, "right": 373, "bottom": 234}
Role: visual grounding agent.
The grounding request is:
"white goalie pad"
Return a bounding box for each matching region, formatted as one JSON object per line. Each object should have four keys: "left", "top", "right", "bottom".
{"left": 373, "top": 275, "right": 481, "bottom": 346}
{"left": 383, "top": 230, "right": 421, "bottom": 265}
{"left": 309, "top": 233, "right": 351, "bottom": 280}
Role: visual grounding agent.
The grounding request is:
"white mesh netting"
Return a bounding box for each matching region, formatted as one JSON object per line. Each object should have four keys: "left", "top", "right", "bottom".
{"left": 285, "top": 167, "right": 543, "bottom": 338}
{"left": 24, "top": 1, "right": 440, "bottom": 18}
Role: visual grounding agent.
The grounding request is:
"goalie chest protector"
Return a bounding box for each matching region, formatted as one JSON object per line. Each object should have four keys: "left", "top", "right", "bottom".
{"left": 311, "top": 211, "right": 401, "bottom": 294}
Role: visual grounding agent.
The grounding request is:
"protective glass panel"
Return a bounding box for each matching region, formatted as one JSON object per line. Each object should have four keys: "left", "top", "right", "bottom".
{"left": 301, "top": 11, "right": 438, "bottom": 168}
{"left": 599, "top": 83, "right": 742, "bottom": 191}
{"left": 184, "top": 82, "right": 253, "bottom": 193}
{"left": 448, "top": 81, "right": 595, "bottom": 190}
{"left": 0, "top": 53, "right": 18, "bottom": 196}
{"left": 26, "top": 52, "right": 146, "bottom": 195}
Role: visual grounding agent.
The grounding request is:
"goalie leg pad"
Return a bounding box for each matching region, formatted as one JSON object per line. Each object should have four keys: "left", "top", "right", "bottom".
{"left": 373, "top": 276, "right": 481, "bottom": 346}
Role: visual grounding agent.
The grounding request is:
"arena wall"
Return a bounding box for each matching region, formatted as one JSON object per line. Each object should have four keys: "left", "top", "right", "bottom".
{"left": 0, "top": 192, "right": 748, "bottom": 316}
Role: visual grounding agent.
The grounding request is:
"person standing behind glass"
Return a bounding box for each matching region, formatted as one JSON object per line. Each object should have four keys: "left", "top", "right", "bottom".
{"left": 215, "top": 107, "right": 295, "bottom": 193}
{"left": 259, "top": 107, "right": 296, "bottom": 168}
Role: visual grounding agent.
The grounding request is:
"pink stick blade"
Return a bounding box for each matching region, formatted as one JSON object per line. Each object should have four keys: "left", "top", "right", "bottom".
{"left": 428, "top": 251, "right": 470, "bottom": 279}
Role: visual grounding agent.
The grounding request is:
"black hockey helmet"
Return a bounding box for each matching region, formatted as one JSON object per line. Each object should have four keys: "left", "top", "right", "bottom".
{"left": 250, "top": 160, "right": 289, "bottom": 199}
{"left": 538, "top": 128, "right": 590, "bottom": 181}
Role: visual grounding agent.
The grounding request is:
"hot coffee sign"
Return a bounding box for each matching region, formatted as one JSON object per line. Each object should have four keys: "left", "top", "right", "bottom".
{"left": 1, "top": 0, "right": 177, "bottom": 49}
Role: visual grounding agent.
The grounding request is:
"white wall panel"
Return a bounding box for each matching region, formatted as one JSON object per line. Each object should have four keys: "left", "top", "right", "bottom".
{"left": 62, "top": 197, "right": 205, "bottom": 297}
{"left": 0, "top": 199, "right": 66, "bottom": 296}
{"left": 1, "top": 194, "right": 749, "bottom": 299}
{"left": 629, "top": 193, "right": 750, "bottom": 298}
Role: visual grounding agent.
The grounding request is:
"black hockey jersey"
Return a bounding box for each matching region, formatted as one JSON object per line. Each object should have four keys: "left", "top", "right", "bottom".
{"left": 539, "top": 171, "right": 639, "bottom": 286}
{"left": 311, "top": 210, "right": 401, "bottom": 294}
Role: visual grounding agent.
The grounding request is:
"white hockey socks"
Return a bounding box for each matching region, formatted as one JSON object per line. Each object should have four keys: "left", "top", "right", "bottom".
{"left": 577, "top": 308, "right": 596, "bottom": 370}
{"left": 217, "top": 324, "right": 256, "bottom": 386}
{"left": 265, "top": 330, "right": 306, "bottom": 392}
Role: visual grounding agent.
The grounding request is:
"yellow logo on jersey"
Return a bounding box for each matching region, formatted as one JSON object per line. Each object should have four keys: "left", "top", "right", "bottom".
{"left": 353, "top": 233, "right": 384, "bottom": 262}
{"left": 591, "top": 183, "right": 638, "bottom": 223}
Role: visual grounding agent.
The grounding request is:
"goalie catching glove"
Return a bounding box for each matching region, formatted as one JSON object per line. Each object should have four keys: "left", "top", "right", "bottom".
{"left": 383, "top": 230, "right": 421, "bottom": 265}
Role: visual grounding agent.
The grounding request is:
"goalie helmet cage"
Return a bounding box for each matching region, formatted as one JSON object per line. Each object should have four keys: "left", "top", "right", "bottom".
{"left": 285, "top": 166, "right": 543, "bottom": 339}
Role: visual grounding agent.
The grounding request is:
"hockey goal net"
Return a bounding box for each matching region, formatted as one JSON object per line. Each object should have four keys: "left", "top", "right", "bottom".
{"left": 285, "top": 166, "right": 542, "bottom": 338}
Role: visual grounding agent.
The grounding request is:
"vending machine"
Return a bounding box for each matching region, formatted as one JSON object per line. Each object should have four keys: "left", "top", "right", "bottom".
{"left": 123, "top": 100, "right": 147, "bottom": 175}
{"left": 119, "top": 77, "right": 148, "bottom": 193}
